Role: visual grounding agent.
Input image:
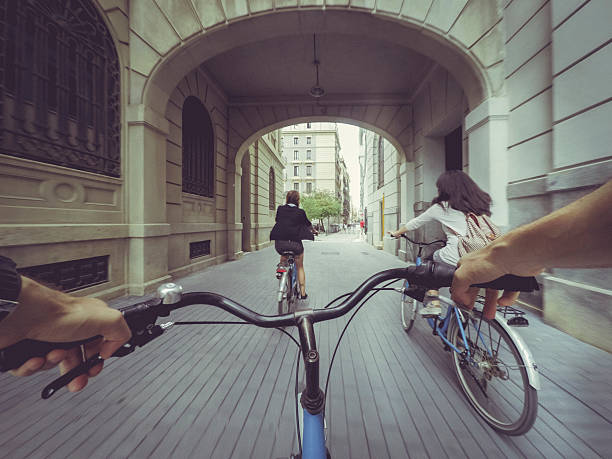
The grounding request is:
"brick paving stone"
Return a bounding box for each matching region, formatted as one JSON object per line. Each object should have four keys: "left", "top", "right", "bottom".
{"left": 1, "top": 232, "right": 610, "bottom": 458}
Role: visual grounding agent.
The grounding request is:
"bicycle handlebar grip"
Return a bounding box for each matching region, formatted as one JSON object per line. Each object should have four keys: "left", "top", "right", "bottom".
{"left": 0, "top": 298, "right": 160, "bottom": 372}
{"left": 473, "top": 274, "right": 539, "bottom": 292}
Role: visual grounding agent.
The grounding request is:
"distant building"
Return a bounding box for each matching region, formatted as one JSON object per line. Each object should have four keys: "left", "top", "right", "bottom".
{"left": 281, "top": 122, "right": 340, "bottom": 196}
{"left": 281, "top": 123, "right": 351, "bottom": 226}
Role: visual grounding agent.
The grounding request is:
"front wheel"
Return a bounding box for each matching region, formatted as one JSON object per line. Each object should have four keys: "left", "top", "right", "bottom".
{"left": 400, "top": 290, "right": 417, "bottom": 333}
{"left": 449, "top": 311, "right": 538, "bottom": 435}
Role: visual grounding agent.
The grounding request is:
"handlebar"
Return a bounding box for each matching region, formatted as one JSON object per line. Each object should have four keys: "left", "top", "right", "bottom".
{"left": 396, "top": 233, "right": 447, "bottom": 247}
{"left": 0, "top": 262, "right": 539, "bottom": 376}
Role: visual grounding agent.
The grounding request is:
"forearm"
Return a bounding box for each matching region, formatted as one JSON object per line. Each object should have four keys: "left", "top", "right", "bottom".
{"left": 0, "top": 277, "right": 74, "bottom": 347}
{"left": 487, "top": 181, "right": 612, "bottom": 275}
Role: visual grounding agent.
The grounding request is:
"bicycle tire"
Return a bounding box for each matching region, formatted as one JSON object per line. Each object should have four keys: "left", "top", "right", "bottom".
{"left": 449, "top": 311, "right": 538, "bottom": 435}
{"left": 400, "top": 290, "right": 417, "bottom": 333}
{"left": 286, "top": 268, "right": 294, "bottom": 310}
{"left": 278, "top": 274, "right": 290, "bottom": 315}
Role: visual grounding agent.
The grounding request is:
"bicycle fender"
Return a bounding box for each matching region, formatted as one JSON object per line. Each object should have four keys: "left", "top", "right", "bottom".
{"left": 494, "top": 313, "right": 541, "bottom": 391}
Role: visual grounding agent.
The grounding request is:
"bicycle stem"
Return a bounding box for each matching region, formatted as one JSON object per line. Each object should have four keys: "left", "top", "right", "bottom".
{"left": 298, "top": 316, "right": 325, "bottom": 415}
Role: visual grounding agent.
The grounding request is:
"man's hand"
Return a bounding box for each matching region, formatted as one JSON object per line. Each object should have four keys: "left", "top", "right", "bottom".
{"left": 451, "top": 243, "right": 534, "bottom": 320}
{"left": 0, "top": 277, "right": 131, "bottom": 392}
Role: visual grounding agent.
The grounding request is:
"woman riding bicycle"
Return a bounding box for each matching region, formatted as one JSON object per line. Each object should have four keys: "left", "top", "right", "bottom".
{"left": 390, "top": 170, "right": 493, "bottom": 317}
{"left": 270, "top": 190, "right": 315, "bottom": 300}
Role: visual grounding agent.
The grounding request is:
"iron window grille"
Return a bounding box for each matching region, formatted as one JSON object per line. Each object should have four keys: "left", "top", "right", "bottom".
{"left": 189, "top": 240, "right": 211, "bottom": 258}
{"left": 182, "top": 96, "right": 215, "bottom": 198}
{"left": 19, "top": 256, "right": 109, "bottom": 292}
{"left": 0, "top": 0, "right": 121, "bottom": 177}
{"left": 377, "top": 136, "right": 384, "bottom": 189}
{"left": 269, "top": 167, "right": 275, "bottom": 210}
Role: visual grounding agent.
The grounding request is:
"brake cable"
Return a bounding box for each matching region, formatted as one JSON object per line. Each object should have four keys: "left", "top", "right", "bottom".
{"left": 322, "top": 279, "right": 402, "bottom": 421}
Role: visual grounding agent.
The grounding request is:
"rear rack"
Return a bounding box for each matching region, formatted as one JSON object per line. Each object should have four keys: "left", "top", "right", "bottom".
{"left": 475, "top": 296, "right": 529, "bottom": 326}
{"left": 496, "top": 305, "right": 526, "bottom": 319}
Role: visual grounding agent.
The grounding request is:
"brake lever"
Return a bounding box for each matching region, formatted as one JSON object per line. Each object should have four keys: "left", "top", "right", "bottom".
{"left": 40, "top": 322, "right": 174, "bottom": 399}
{"left": 42, "top": 352, "right": 104, "bottom": 399}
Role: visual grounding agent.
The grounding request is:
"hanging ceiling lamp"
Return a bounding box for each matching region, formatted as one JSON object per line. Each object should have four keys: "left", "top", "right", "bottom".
{"left": 309, "top": 34, "right": 325, "bottom": 98}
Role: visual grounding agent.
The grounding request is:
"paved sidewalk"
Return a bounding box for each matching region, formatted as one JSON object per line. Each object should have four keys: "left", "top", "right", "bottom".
{"left": 1, "top": 233, "right": 610, "bottom": 458}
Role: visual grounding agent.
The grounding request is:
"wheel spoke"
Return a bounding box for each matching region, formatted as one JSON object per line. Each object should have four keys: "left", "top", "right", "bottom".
{"left": 450, "top": 313, "right": 537, "bottom": 434}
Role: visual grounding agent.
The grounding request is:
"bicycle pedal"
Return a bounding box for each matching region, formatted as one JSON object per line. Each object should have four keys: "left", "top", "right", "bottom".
{"left": 507, "top": 316, "right": 529, "bottom": 327}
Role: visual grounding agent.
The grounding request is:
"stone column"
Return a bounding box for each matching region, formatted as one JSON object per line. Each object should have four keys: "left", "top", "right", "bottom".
{"left": 226, "top": 159, "right": 243, "bottom": 260}
{"left": 125, "top": 104, "right": 172, "bottom": 294}
{"left": 465, "top": 98, "right": 509, "bottom": 227}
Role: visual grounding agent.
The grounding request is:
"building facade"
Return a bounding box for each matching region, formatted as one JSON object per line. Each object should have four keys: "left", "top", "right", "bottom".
{"left": 281, "top": 123, "right": 341, "bottom": 197}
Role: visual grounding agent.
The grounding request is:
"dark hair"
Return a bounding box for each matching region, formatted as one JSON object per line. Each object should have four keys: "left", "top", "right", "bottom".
{"left": 432, "top": 170, "right": 491, "bottom": 216}
{"left": 286, "top": 190, "right": 300, "bottom": 206}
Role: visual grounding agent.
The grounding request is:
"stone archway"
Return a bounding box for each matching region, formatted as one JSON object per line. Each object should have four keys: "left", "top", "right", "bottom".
{"left": 139, "top": 6, "right": 500, "bottom": 114}
{"left": 233, "top": 114, "right": 410, "bottom": 172}
{"left": 122, "top": 1, "right": 508, "bottom": 271}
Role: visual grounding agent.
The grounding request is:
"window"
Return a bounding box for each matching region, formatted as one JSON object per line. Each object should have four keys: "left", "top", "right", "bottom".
{"left": 293, "top": 137, "right": 299, "bottom": 145}
{"left": 306, "top": 149, "right": 312, "bottom": 160}
{"left": 182, "top": 96, "right": 215, "bottom": 197}
{"left": 306, "top": 122, "right": 311, "bottom": 128}
{"left": 269, "top": 167, "right": 275, "bottom": 210}
{"left": 294, "top": 165, "right": 299, "bottom": 176}
{"left": 306, "top": 165, "right": 312, "bottom": 176}
{"left": 294, "top": 150, "right": 299, "bottom": 160}
{"left": 377, "top": 136, "right": 384, "bottom": 189}
{"left": 189, "top": 240, "right": 211, "bottom": 258}
{"left": 294, "top": 182, "right": 299, "bottom": 192}
{"left": 19, "top": 256, "right": 109, "bottom": 293}
{"left": 0, "top": 0, "right": 120, "bottom": 176}
{"left": 306, "top": 137, "right": 312, "bottom": 145}
{"left": 306, "top": 183, "right": 312, "bottom": 193}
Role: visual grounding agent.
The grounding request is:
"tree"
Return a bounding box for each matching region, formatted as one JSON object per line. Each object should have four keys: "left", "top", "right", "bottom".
{"left": 343, "top": 198, "right": 351, "bottom": 224}
{"left": 301, "top": 190, "right": 341, "bottom": 231}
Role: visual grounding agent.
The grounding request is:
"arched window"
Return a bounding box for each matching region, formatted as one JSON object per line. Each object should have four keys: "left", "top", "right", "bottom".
{"left": 0, "top": 0, "right": 120, "bottom": 176}
{"left": 269, "top": 167, "right": 275, "bottom": 210}
{"left": 182, "top": 96, "right": 215, "bottom": 198}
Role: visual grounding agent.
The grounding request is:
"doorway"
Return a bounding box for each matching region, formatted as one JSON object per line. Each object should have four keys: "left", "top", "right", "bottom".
{"left": 445, "top": 126, "right": 462, "bottom": 171}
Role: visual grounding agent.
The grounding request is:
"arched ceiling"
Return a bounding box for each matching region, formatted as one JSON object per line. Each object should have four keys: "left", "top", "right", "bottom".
{"left": 144, "top": 9, "right": 488, "bottom": 113}
{"left": 202, "top": 33, "right": 435, "bottom": 103}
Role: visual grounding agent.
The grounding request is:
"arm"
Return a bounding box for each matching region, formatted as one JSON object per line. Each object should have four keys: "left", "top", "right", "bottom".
{"left": 0, "top": 274, "right": 131, "bottom": 391}
{"left": 452, "top": 180, "right": 612, "bottom": 315}
{"left": 390, "top": 204, "right": 440, "bottom": 237}
{"left": 301, "top": 209, "right": 312, "bottom": 228}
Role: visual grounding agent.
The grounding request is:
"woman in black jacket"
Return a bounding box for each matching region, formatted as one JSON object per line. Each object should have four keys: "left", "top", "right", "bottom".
{"left": 270, "top": 190, "right": 315, "bottom": 300}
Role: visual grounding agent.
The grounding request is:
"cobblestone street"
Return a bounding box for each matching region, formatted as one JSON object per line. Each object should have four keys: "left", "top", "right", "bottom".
{"left": 1, "top": 233, "right": 610, "bottom": 458}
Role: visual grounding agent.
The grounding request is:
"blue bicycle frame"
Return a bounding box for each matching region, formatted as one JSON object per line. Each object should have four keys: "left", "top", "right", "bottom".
{"left": 403, "top": 251, "right": 493, "bottom": 363}
{"left": 302, "top": 410, "right": 326, "bottom": 458}
{"left": 296, "top": 316, "right": 327, "bottom": 459}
